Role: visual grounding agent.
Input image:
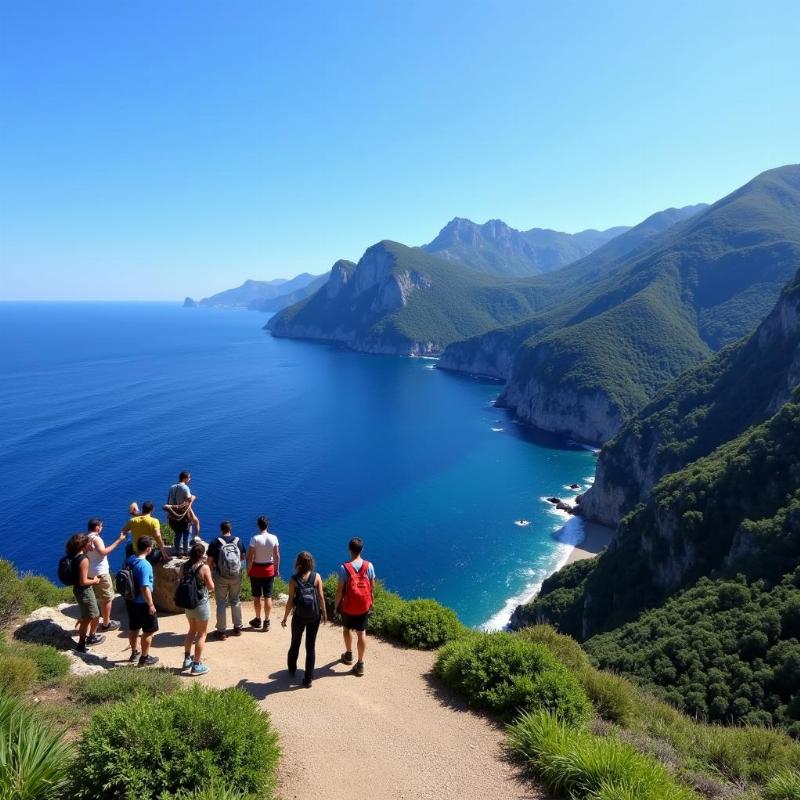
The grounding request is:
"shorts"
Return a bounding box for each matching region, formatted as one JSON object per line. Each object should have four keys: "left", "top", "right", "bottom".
{"left": 93, "top": 573, "right": 115, "bottom": 603}
{"left": 250, "top": 576, "right": 275, "bottom": 598}
{"left": 340, "top": 611, "right": 369, "bottom": 632}
{"left": 185, "top": 599, "right": 210, "bottom": 622}
{"left": 74, "top": 586, "right": 100, "bottom": 620}
{"left": 126, "top": 600, "right": 159, "bottom": 634}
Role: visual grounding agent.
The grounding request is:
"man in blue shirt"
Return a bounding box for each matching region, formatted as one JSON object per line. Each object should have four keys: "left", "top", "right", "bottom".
{"left": 125, "top": 535, "right": 159, "bottom": 667}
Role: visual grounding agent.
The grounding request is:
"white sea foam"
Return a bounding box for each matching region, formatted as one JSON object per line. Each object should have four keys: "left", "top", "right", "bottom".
{"left": 513, "top": 519, "right": 531, "bottom": 527}
{"left": 491, "top": 426, "right": 504, "bottom": 432}
{"left": 481, "top": 506, "right": 589, "bottom": 631}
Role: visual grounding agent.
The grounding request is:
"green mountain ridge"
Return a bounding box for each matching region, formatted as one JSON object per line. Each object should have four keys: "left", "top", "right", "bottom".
{"left": 422, "top": 216, "right": 632, "bottom": 276}
{"left": 443, "top": 165, "right": 800, "bottom": 444}
{"left": 581, "top": 267, "right": 800, "bottom": 526}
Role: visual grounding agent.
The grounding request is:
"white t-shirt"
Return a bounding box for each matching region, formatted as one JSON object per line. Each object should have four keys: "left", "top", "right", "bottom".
{"left": 248, "top": 532, "right": 279, "bottom": 564}
{"left": 86, "top": 532, "right": 110, "bottom": 578}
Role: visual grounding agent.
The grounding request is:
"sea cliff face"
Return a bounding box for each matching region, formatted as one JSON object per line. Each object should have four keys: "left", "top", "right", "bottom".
{"left": 438, "top": 328, "right": 519, "bottom": 379}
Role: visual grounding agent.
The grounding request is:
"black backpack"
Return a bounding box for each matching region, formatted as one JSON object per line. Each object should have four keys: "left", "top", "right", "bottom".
{"left": 115, "top": 560, "right": 137, "bottom": 602}
{"left": 175, "top": 563, "right": 202, "bottom": 610}
{"left": 57, "top": 555, "right": 75, "bottom": 586}
{"left": 293, "top": 572, "right": 320, "bottom": 621}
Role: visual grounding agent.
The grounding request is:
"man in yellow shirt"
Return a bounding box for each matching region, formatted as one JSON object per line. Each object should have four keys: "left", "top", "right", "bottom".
{"left": 121, "top": 501, "right": 165, "bottom": 555}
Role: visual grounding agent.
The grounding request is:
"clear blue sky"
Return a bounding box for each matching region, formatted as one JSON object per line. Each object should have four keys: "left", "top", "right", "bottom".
{"left": 1, "top": 1, "right": 798, "bottom": 300}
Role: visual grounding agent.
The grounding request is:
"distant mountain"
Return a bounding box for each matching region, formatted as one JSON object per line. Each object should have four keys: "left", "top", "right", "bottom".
{"left": 581, "top": 268, "right": 800, "bottom": 526}
{"left": 186, "top": 273, "right": 321, "bottom": 309}
{"left": 422, "top": 218, "right": 631, "bottom": 276}
{"left": 266, "top": 247, "right": 568, "bottom": 355}
{"left": 441, "top": 165, "right": 800, "bottom": 444}
{"left": 247, "top": 272, "right": 330, "bottom": 312}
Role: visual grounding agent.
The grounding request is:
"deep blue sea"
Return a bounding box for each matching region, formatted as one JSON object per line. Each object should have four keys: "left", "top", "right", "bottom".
{"left": 0, "top": 302, "right": 596, "bottom": 627}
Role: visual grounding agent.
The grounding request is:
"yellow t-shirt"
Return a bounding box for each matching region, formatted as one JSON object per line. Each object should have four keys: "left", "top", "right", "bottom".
{"left": 124, "top": 515, "right": 161, "bottom": 548}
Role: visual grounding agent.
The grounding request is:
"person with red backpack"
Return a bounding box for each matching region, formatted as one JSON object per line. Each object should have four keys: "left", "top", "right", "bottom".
{"left": 335, "top": 537, "right": 375, "bottom": 677}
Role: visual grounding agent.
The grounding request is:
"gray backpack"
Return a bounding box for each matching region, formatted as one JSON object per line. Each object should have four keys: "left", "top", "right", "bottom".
{"left": 216, "top": 537, "right": 242, "bottom": 579}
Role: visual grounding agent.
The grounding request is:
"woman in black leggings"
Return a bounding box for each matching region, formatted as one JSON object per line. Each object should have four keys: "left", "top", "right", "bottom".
{"left": 281, "top": 551, "right": 327, "bottom": 687}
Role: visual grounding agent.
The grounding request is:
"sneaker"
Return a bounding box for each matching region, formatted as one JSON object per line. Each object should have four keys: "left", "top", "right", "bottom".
{"left": 213, "top": 630, "right": 228, "bottom": 641}
{"left": 182, "top": 654, "right": 193, "bottom": 670}
{"left": 85, "top": 633, "right": 106, "bottom": 647}
{"left": 341, "top": 651, "right": 354, "bottom": 665}
{"left": 138, "top": 655, "right": 159, "bottom": 667}
{"left": 249, "top": 617, "right": 262, "bottom": 629}
{"left": 128, "top": 649, "right": 141, "bottom": 662}
{"left": 98, "top": 620, "right": 121, "bottom": 632}
{"left": 264, "top": 619, "right": 271, "bottom": 632}
{"left": 75, "top": 642, "right": 88, "bottom": 654}
{"left": 353, "top": 661, "right": 365, "bottom": 677}
{"left": 190, "top": 662, "right": 210, "bottom": 676}
{"left": 232, "top": 627, "right": 243, "bottom": 637}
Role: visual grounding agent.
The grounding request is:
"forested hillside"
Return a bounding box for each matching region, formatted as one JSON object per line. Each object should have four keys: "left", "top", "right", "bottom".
{"left": 444, "top": 165, "right": 800, "bottom": 443}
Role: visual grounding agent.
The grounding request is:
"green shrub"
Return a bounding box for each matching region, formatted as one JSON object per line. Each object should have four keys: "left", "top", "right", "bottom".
{"left": 517, "top": 625, "right": 592, "bottom": 672}
{"left": 388, "top": 599, "right": 465, "bottom": 649}
{"left": 0, "top": 691, "right": 74, "bottom": 800}
{"left": 174, "top": 783, "right": 247, "bottom": 800}
{"left": 74, "top": 685, "right": 279, "bottom": 800}
{"left": 579, "top": 668, "right": 637, "bottom": 726}
{"left": 507, "top": 710, "right": 697, "bottom": 800}
{"left": 76, "top": 666, "right": 180, "bottom": 705}
{"left": 0, "top": 655, "right": 37, "bottom": 695}
{"left": 20, "top": 575, "right": 72, "bottom": 608}
{"left": 2, "top": 643, "right": 70, "bottom": 684}
{"left": 764, "top": 770, "right": 800, "bottom": 799}
{"left": 0, "top": 561, "right": 33, "bottom": 624}
{"left": 435, "top": 632, "right": 592, "bottom": 724}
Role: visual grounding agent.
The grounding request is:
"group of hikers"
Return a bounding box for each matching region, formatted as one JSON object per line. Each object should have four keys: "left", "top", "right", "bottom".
{"left": 60, "top": 471, "right": 376, "bottom": 686}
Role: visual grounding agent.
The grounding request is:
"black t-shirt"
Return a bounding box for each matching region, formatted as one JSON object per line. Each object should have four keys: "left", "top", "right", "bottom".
{"left": 207, "top": 534, "right": 246, "bottom": 568}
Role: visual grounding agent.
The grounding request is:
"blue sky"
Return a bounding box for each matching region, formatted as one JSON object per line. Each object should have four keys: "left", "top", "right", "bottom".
{"left": 1, "top": 1, "right": 798, "bottom": 300}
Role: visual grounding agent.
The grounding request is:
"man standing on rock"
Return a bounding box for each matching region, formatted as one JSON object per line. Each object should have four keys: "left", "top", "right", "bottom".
{"left": 86, "top": 517, "right": 126, "bottom": 635}
{"left": 124, "top": 535, "right": 159, "bottom": 667}
{"left": 335, "top": 537, "right": 375, "bottom": 677}
{"left": 207, "top": 520, "right": 245, "bottom": 640}
{"left": 166, "top": 471, "right": 197, "bottom": 556}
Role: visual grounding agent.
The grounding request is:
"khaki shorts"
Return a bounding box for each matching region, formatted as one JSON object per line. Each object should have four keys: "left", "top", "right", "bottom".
{"left": 93, "top": 573, "right": 115, "bottom": 603}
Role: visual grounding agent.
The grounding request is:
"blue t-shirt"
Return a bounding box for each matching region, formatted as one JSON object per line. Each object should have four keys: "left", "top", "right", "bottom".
{"left": 127, "top": 555, "right": 154, "bottom": 604}
{"left": 338, "top": 558, "right": 375, "bottom": 582}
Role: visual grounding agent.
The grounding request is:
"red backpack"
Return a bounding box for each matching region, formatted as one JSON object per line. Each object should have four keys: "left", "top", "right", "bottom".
{"left": 340, "top": 560, "right": 373, "bottom": 615}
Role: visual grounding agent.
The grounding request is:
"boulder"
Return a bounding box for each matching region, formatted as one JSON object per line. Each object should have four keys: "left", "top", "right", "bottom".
{"left": 152, "top": 554, "right": 187, "bottom": 614}
{"left": 556, "top": 501, "right": 576, "bottom": 514}
{"left": 570, "top": 483, "right": 581, "bottom": 490}
{"left": 546, "top": 497, "right": 560, "bottom": 504}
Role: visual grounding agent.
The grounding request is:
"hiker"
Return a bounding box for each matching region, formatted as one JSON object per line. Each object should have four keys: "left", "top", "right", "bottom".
{"left": 66, "top": 533, "right": 105, "bottom": 653}
{"left": 165, "top": 471, "right": 200, "bottom": 556}
{"left": 247, "top": 515, "right": 280, "bottom": 630}
{"left": 124, "top": 535, "right": 159, "bottom": 667}
{"left": 121, "top": 500, "right": 165, "bottom": 558}
{"left": 179, "top": 542, "right": 214, "bottom": 676}
{"left": 335, "top": 537, "right": 375, "bottom": 677}
{"left": 281, "top": 551, "right": 327, "bottom": 688}
{"left": 206, "top": 520, "right": 245, "bottom": 639}
{"left": 86, "top": 517, "right": 126, "bottom": 634}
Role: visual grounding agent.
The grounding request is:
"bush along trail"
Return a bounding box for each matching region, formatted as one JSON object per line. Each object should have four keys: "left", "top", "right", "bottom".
{"left": 1, "top": 559, "right": 799, "bottom": 799}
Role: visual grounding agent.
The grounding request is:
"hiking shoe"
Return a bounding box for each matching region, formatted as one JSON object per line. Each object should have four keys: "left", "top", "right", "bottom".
{"left": 182, "top": 654, "right": 193, "bottom": 670}
{"left": 213, "top": 630, "right": 228, "bottom": 641}
{"left": 85, "top": 633, "right": 106, "bottom": 646}
{"left": 75, "top": 643, "right": 88, "bottom": 654}
{"left": 128, "top": 649, "right": 141, "bottom": 662}
{"left": 341, "top": 651, "right": 354, "bottom": 665}
{"left": 353, "top": 661, "right": 365, "bottom": 677}
{"left": 264, "top": 619, "right": 271, "bottom": 632}
{"left": 98, "top": 620, "right": 121, "bottom": 632}
{"left": 138, "top": 655, "right": 159, "bottom": 667}
{"left": 249, "top": 617, "right": 262, "bottom": 629}
{"left": 190, "top": 662, "right": 210, "bottom": 676}
{"left": 302, "top": 679, "right": 312, "bottom": 688}
{"left": 232, "top": 627, "right": 243, "bottom": 637}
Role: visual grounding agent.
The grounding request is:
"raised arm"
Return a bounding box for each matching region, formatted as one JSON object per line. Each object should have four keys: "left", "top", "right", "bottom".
{"left": 92, "top": 532, "right": 127, "bottom": 557}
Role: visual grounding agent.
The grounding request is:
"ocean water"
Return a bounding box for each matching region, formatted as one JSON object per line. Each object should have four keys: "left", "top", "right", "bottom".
{"left": 0, "top": 302, "right": 596, "bottom": 628}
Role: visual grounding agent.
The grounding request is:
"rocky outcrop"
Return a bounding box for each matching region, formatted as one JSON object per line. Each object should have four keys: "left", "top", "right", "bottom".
{"left": 153, "top": 552, "right": 195, "bottom": 613}
{"left": 439, "top": 326, "right": 522, "bottom": 380}
{"left": 183, "top": 297, "right": 198, "bottom": 308}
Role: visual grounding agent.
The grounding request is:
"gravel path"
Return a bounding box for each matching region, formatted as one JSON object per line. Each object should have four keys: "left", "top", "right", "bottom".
{"left": 88, "top": 598, "right": 541, "bottom": 800}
